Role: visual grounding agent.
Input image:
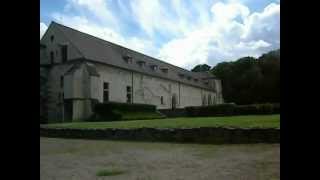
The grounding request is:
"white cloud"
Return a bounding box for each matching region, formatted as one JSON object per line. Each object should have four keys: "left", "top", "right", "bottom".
{"left": 130, "top": 0, "right": 172, "bottom": 37}
{"left": 66, "top": 0, "right": 118, "bottom": 29}
{"left": 242, "top": 3, "right": 280, "bottom": 46}
{"left": 129, "top": 0, "right": 197, "bottom": 37}
{"left": 40, "top": 22, "right": 48, "bottom": 39}
{"left": 51, "top": 14, "right": 157, "bottom": 56}
{"left": 42, "top": 0, "right": 279, "bottom": 69}
{"left": 158, "top": 1, "right": 280, "bottom": 69}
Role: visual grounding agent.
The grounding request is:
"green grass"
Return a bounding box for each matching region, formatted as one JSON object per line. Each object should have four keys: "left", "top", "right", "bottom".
{"left": 96, "top": 169, "right": 126, "bottom": 176}
{"left": 121, "top": 111, "right": 165, "bottom": 120}
{"left": 47, "top": 114, "right": 279, "bottom": 129}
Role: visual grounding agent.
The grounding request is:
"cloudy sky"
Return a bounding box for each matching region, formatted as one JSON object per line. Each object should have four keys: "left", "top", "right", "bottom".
{"left": 40, "top": 0, "right": 280, "bottom": 70}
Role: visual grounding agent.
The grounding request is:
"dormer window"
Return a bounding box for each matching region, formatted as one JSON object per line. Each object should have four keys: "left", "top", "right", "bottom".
{"left": 123, "top": 55, "right": 133, "bottom": 64}
{"left": 160, "top": 68, "right": 168, "bottom": 73}
{"left": 150, "top": 65, "right": 158, "bottom": 71}
{"left": 178, "top": 73, "right": 185, "bottom": 79}
{"left": 137, "top": 60, "right": 146, "bottom": 67}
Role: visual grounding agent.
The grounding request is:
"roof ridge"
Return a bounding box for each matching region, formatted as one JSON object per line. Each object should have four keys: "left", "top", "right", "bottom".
{"left": 51, "top": 21, "right": 211, "bottom": 77}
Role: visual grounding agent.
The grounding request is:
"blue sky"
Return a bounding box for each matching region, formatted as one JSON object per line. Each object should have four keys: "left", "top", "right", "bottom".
{"left": 40, "top": 0, "right": 280, "bottom": 70}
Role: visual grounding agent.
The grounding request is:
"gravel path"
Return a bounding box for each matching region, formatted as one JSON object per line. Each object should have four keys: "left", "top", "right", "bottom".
{"left": 40, "top": 137, "right": 279, "bottom": 180}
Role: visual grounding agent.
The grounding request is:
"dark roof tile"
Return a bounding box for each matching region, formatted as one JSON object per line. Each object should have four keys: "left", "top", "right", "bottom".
{"left": 52, "top": 22, "right": 217, "bottom": 90}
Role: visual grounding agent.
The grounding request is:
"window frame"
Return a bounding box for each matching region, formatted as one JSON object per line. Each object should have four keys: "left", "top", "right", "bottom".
{"left": 103, "top": 82, "right": 109, "bottom": 103}
{"left": 50, "top": 51, "right": 54, "bottom": 64}
{"left": 50, "top": 35, "right": 54, "bottom": 42}
{"left": 126, "top": 86, "right": 132, "bottom": 103}
{"left": 61, "top": 45, "right": 68, "bottom": 63}
{"left": 60, "top": 76, "right": 64, "bottom": 88}
{"left": 160, "top": 96, "right": 164, "bottom": 105}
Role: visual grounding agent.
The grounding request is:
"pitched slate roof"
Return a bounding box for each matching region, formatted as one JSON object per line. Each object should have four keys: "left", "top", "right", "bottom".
{"left": 51, "top": 21, "right": 217, "bottom": 90}
{"left": 64, "top": 61, "right": 100, "bottom": 77}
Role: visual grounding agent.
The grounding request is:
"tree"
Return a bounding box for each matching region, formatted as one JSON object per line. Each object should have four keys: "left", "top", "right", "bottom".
{"left": 191, "top": 64, "right": 211, "bottom": 72}
{"left": 210, "top": 49, "right": 280, "bottom": 105}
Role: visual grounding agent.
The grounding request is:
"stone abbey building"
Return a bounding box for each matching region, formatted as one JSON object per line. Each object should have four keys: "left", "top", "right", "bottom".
{"left": 40, "top": 22, "right": 223, "bottom": 121}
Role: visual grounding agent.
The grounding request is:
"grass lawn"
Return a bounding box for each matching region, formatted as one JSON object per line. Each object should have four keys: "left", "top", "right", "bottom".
{"left": 47, "top": 114, "right": 279, "bottom": 129}
{"left": 96, "top": 169, "right": 126, "bottom": 177}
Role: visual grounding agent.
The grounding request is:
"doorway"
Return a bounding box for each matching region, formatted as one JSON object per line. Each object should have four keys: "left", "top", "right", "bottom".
{"left": 63, "top": 100, "right": 73, "bottom": 122}
{"left": 171, "top": 94, "right": 177, "bottom": 110}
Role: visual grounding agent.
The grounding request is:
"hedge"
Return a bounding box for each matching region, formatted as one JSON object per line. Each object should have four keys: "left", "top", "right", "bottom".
{"left": 185, "top": 103, "right": 280, "bottom": 117}
{"left": 95, "top": 102, "right": 156, "bottom": 112}
{"left": 90, "top": 102, "right": 158, "bottom": 121}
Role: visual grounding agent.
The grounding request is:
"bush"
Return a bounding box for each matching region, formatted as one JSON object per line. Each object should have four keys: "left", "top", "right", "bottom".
{"left": 91, "top": 102, "right": 157, "bottom": 121}
{"left": 258, "top": 103, "right": 274, "bottom": 114}
{"left": 234, "top": 104, "right": 258, "bottom": 115}
{"left": 185, "top": 103, "right": 279, "bottom": 117}
{"left": 186, "top": 103, "right": 236, "bottom": 117}
{"left": 40, "top": 116, "right": 48, "bottom": 124}
{"left": 273, "top": 103, "right": 280, "bottom": 114}
{"left": 234, "top": 103, "right": 278, "bottom": 115}
{"left": 95, "top": 102, "right": 156, "bottom": 112}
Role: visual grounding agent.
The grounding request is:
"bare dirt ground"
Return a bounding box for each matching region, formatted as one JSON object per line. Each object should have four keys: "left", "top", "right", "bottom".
{"left": 40, "top": 137, "right": 279, "bottom": 180}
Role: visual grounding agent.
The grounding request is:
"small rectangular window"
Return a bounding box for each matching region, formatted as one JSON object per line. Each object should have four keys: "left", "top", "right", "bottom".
{"left": 161, "top": 96, "right": 164, "bottom": 105}
{"left": 123, "top": 55, "right": 132, "bottom": 64}
{"left": 60, "top": 76, "right": 64, "bottom": 88}
{"left": 126, "top": 86, "right": 132, "bottom": 103}
{"left": 104, "top": 82, "right": 109, "bottom": 90}
{"left": 50, "top": 51, "right": 54, "bottom": 64}
{"left": 137, "top": 61, "right": 146, "bottom": 68}
{"left": 150, "top": 65, "right": 158, "bottom": 71}
{"left": 160, "top": 68, "right": 168, "bottom": 73}
{"left": 50, "top": 35, "right": 54, "bottom": 42}
{"left": 61, "top": 45, "right": 68, "bottom": 63}
{"left": 103, "top": 82, "right": 109, "bottom": 103}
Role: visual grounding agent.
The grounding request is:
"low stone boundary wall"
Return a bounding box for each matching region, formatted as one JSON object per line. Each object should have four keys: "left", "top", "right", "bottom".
{"left": 40, "top": 126, "right": 279, "bottom": 144}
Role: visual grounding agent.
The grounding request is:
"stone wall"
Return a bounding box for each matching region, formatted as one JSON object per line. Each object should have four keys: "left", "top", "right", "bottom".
{"left": 93, "top": 63, "right": 222, "bottom": 109}
{"left": 47, "top": 64, "right": 74, "bottom": 121}
{"left": 40, "top": 126, "right": 279, "bottom": 144}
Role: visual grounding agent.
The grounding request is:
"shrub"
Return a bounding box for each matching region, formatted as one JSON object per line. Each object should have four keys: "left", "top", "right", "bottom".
{"left": 273, "top": 103, "right": 280, "bottom": 114}
{"left": 258, "top": 103, "right": 274, "bottom": 114}
{"left": 95, "top": 102, "right": 156, "bottom": 112}
{"left": 234, "top": 103, "right": 278, "bottom": 115}
{"left": 186, "top": 103, "right": 236, "bottom": 117}
{"left": 185, "top": 103, "right": 279, "bottom": 117}
{"left": 91, "top": 102, "right": 157, "bottom": 121}
{"left": 40, "top": 116, "right": 48, "bottom": 124}
{"left": 234, "top": 104, "right": 258, "bottom": 115}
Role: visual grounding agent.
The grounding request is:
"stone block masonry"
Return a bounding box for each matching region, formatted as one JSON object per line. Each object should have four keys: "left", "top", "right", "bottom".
{"left": 40, "top": 126, "right": 279, "bottom": 144}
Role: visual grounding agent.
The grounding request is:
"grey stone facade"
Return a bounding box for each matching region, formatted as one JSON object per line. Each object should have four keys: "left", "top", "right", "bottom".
{"left": 40, "top": 22, "right": 224, "bottom": 122}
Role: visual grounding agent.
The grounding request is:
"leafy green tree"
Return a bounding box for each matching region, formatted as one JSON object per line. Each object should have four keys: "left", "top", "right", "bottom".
{"left": 210, "top": 49, "right": 280, "bottom": 105}
{"left": 191, "top": 64, "right": 211, "bottom": 72}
